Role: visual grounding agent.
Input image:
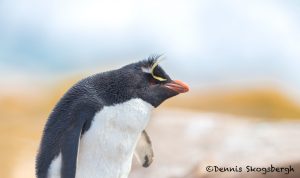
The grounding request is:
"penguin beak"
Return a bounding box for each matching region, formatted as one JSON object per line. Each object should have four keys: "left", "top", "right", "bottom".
{"left": 164, "top": 80, "right": 189, "bottom": 93}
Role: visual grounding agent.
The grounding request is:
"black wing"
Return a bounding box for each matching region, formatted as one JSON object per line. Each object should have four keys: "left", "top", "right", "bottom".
{"left": 36, "top": 99, "right": 101, "bottom": 178}
{"left": 60, "top": 103, "right": 99, "bottom": 178}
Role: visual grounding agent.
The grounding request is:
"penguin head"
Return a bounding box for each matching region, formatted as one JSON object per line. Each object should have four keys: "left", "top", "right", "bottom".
{"left": 120, "top": 55, "right": 189, "bottom": 107}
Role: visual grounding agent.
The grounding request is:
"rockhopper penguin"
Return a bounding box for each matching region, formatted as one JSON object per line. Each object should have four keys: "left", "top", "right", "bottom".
{"left": 36, "top": 55, "right": 189, "bottom": 178}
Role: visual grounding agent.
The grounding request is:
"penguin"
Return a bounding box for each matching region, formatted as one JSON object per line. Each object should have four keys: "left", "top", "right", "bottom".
{"left": 36, "top": 55, "right": 189, "bottom": 178}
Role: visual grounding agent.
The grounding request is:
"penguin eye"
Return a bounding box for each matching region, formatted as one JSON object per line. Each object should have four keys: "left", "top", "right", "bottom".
{"left": 148, "top": 76, "right": 158, "bottom": 85}
{"left": 144, "top": 73, "right": 162, "bottom": 85}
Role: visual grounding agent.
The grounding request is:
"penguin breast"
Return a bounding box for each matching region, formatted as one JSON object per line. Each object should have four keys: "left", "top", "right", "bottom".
{"left": 76, "top": 98, "right": 153, "bottom": 178}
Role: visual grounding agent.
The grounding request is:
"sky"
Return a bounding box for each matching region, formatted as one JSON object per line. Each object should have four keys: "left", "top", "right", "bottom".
{"left": 0, "top": 0, "right": 299, "bottom": 94}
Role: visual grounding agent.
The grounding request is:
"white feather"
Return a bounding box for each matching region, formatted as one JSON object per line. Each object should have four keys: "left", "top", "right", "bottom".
{"left": 141, "top": 66, "right": 151, "bottom": 73}
{"left": 47, "top": 153, "right": 62, "bottom": 178}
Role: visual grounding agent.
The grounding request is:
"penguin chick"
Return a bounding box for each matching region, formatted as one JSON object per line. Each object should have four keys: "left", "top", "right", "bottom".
{"left": 36, "top": 55, "right": 189, "bottom": 178}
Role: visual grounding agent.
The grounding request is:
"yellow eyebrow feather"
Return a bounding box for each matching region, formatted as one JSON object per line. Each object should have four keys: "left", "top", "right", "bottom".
{"left": 150, "top": 56, "right": 167, "bottom": 81}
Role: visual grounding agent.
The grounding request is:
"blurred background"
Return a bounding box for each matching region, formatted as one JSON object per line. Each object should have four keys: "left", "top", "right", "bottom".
{"left": 0, "top": 0, "right": 300, "bottom": 178}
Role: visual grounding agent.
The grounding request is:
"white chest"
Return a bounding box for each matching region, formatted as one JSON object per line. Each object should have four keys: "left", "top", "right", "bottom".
{"left": 76, "top": 98, "right": 153, "bottom": 178}
{"left": 48, "top": 98, "right": 153, "bottom": 178}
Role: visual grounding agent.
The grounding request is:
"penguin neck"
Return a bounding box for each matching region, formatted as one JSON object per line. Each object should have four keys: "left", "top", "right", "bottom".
{"left": 76, "top": 98, "right": 153, "bottom": 178}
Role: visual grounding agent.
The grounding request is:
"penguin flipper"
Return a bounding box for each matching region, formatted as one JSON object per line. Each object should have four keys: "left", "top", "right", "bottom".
{"left": 60, "top": 104, "right": 97, "bottom": 178}
{"left": 134, "top": 130, "right": 154, "bottom": 168}
{"left": 60, "top": 126, "right": 82, "bottom": 178}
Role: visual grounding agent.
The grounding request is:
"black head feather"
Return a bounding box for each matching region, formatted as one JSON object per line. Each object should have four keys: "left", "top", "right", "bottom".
{"left": 83, "top": 55, "right": 178, "bottom": 107}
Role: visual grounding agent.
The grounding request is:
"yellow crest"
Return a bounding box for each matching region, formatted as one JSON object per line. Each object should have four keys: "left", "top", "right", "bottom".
{"left": 150, "top": 55, "right": 167, "bottom": 81}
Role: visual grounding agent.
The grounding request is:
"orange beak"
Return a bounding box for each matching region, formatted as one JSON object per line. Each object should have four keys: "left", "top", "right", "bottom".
{"left": 164, "top": 80, "right": 189, "bottom": 93}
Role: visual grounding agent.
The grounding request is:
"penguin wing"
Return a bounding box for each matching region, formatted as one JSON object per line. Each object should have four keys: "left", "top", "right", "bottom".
{"left": 134, "top": 130, "right": 154, "bottom": 167}
{"left": 60, "top": 104, "right": 98, "bottom": 178}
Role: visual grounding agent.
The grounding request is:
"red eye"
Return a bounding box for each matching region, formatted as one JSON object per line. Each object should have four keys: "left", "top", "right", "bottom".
{"left": 149, "top": 77, "right": 157, "bottom": 85}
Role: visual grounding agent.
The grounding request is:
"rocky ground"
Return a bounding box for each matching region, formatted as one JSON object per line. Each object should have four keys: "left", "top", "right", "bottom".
{"left": 130, "top": 109, "right": 300, "bottom": 178}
